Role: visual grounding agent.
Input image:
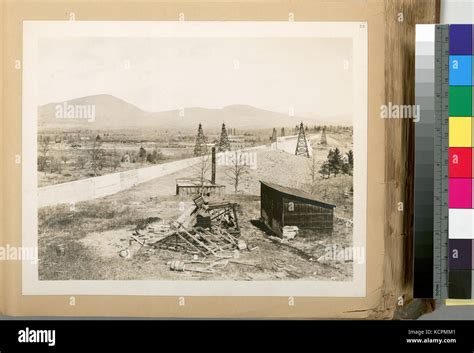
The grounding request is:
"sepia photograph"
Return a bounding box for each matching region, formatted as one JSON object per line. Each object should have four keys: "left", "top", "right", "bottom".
{"left": 2, "top": 1, "right": 473, "bottom": 350}
{"left": 22, "top": 21, "right": 367, "bottom": 296}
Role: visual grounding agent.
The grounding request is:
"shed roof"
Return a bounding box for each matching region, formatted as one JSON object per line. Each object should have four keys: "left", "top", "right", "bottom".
{"left": 260, "top": 181, "right": 336, "bottom": 209}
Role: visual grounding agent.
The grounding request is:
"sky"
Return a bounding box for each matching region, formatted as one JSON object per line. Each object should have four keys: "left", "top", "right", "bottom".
{"left": 38, "top": 36, "right": 353, "bottom": 117}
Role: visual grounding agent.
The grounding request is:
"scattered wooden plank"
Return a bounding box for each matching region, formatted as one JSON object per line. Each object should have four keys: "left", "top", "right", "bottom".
{"left": 217, "top": 228, "right": 237, "bottom": 244}
{"left": 175, "top": 232, "right": 207, "bottom": 256}
{"left": 221, "top": 243, "right": 235, "bottom": 250}
{"left": 130, "top": 235, "right": 146, "bottom": 246}
{"left": 221, "top": 228, "right": 239, "bottom": 241}
{"left": 231, "top": 204, "right": 240, "bottom": 232}
{"left": 187, "top": 268, "right": 214, "bottom": 274}
{"left": 148, "top": 232, "right": 178, "bottom": 246}
{"left": 181, "top": 229, "right": 216, "bottom": 255}
{"left": 176, "top": 205, "right": 198, "bottom": 228}
{"left": 193, "top": 230, "right": 223, "bottom": 251}
{"left": 196, "top": 227, "right": 228, "bottom": 250}
{"left": 229, "top": 260, "right": 259, "bottom": 267}
{"left": 214, "top": 255, "right": 232, "bottom": 260}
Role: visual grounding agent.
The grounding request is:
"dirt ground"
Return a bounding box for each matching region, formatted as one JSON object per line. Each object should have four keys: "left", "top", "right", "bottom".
{"left": 71, "top": 194, "right": 353, "bottom": 281}
{"left": 38, "top": 135, "right": 354, "bottom": 281}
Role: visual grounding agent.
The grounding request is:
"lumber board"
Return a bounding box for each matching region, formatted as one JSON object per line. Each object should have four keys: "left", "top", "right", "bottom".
{"left": 182, "top": 229, "right": 216, "bottom": 255}
{"left": 379, "top": 0, "right": 440, "bottom": 319}
{"left": 175, "top": 232, "right": 207, "bottom": 256}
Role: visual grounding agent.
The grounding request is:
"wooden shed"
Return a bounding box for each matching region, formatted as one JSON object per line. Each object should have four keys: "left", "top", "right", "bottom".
{"left": 260, "top": 181, "right": 335, "bottom": 237}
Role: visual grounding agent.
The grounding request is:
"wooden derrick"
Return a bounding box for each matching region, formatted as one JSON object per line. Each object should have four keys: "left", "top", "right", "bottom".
{"left": 295, "top": 122, "right": 310, "bottom": 158}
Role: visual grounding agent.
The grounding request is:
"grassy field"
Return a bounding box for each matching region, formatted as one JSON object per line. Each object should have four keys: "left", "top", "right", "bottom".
{"left": 39, "top": 194, "right": 352, "bottom": 281}
{"left": 38, "top": 141, "right": 195, "bottom": 187}
{"left": 37, "top": 127, "right": 352, "bottom": 187}
{"left": 37, "top": 126, "right": 267, "bottom": 187}
{"left": 38, "top": 130, "right": 354, "bottom": 281}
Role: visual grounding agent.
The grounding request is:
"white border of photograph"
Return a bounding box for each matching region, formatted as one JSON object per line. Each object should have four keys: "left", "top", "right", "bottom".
{"left": 22, "top": 21, "right": 367, "bottom": 297}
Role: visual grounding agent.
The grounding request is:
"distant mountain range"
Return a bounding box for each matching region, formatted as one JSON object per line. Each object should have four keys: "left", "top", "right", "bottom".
{"left": 38, "top": 94, "right": 351, "bottom": 130}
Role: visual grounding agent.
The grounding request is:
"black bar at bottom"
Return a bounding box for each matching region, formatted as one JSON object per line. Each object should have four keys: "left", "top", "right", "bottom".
{"left": 0, "top": 320, "right": 473, "bottom": 353}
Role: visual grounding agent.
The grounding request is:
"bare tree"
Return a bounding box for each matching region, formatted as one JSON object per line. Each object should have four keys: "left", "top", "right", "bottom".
{"left": 88, "top": 139, "right": 105, "bottom": 176}
{"left": 76, "top": 156, "right": 87, "bottom": 170}
{"left": 225, "top": 151, "right": 250, "bottom": 193}
{"left": 307, "top": 154, "right": 318, "bottom": 192}
{"left": 111, "top": 149, "right": 121, "bottom": 171}
{"left": 60, "top": 153, "right": 69, "bottom": 170}
{"left": 49, "top": 156, "right": 62, "bottom": 174}
{"left": 38, "top": 135, "right": 50, "bottom": 172}
{"left": 318, "top": 161, "right": 331, "bottom": 179}
{"left": 192, "top": 154, "right": 211, "bottom": 195}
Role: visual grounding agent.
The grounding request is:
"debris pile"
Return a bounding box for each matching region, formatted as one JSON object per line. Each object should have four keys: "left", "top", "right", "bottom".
{"left": 123, "top": 195, "right": 247, "bottom": 266}
{"left": 152, "top": 225, "right": 241, "bottom": 257}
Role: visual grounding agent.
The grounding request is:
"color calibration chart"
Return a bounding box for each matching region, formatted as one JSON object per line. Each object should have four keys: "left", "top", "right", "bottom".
{"left": 415, "top": 24, "right": 474, "bottom": 301}
{"left": 447, "top": 24, "right": 473, "bottom": 300}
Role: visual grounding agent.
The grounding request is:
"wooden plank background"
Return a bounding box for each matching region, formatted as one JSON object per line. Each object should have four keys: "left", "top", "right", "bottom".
{"left": 380, "top": 0, "right": 440, "bottom": 319}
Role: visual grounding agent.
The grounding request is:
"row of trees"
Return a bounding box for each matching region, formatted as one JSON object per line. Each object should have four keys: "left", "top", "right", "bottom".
{"left": 39, "top": 137, "right": 118, "bottom": 176}
{"left": 194, "top": 123, "right": 232, "bottom": 156}
{"left": 318, "top": 148, "right": 353, "bottom": 179}
{"left": 137, "top": 146, "right": 163, "bottom": 164}
{"left": 38, "top": 135, "right": 164, "bottom": 177}
{"left": 296, "top": 125, "right": 353, "bottom": 134}
{"left": 307, "top": 147, "right": 353, "bottom": 186}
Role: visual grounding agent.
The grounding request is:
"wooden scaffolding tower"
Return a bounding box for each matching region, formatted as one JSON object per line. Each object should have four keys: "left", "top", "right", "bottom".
{"left": 295, "top": 122, "right": 309, "bottom": 157}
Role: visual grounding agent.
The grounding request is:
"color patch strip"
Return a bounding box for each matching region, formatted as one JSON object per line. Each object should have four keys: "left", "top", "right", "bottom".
{"left": 448, "top": 24, "right": 474, "bottom": 300}
{"left": 415, "top": 24, "right": 474, "bottom": 302}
